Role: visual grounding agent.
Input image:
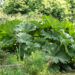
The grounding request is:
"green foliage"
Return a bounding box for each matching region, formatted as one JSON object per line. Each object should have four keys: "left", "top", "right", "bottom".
{"left": 0, "top": 20, "right": 21, "bottom": 49}
{"left": 0, "top": 48, "right": 8, "bottom": 64}
{"left": 3, "top": 0, "right": 72, "bottom": 21}
{"left": 0, "top": 50, "right": 7, "bottom": 59}
{"left": 0, "top": 15, "right": 75, "bottom": 72}
{"left": 14, "top": 15, "right": 75, "bottom": 71}
{"left": 41, "top": 0, "right": 71, "bottom": 20}
{"left": 0, "top": 68, "right": 24, "bottom": 75}
{"left": 3, "top": 0, "right": 43, "bottom": 14}
{"left": 0, "top": 49, "right": 7, "bottom": 64}
{"left": 24, "top": 51, "right": 48, "bottom": 75}
{"left": 3, "top": 0, "right": 30, "bottom": 14}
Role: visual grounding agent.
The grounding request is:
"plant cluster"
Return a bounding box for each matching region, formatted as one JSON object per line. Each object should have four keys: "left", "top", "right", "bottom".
{"left": 0, "top": 19, "right": 21, "bottom": 52}
{"left": 24, "top": 51, "right": 49, "bottom": 75}
{"left": 3, "top": 0, "right": 42, "bottom": 14}
{"left": 0, "top": 15, "right": 75, "bottom": 73}
{"left": 14, "top": 15, "right": 75, "bottom": 72}
{"left": 2, "top": 0, "right": 72, "bottom": 21}
{"left": 0, "top": 51, "right": 50, "bottom": 75}
{"left": 0, "top": 67, "right": 24, "bottom": 75}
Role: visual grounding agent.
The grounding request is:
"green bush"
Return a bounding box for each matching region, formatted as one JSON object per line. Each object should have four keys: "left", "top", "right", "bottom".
{"left": 0, "top": 50, "right": 7, "bottom": 59}
{"left": 3, "top": 0, "right": 72, "bottom": 21}
{"left": 0, "top": 19, "right": 21, "bottom": 51}
{"left": 0, "top": 15, "right": 75, "bottom": 72}
{"left": 41, "top": 0, "right": 72, "bottom": 20}
{"left": 3, "top": 0, "right": 30, "bottom": 14}
{"left": 24, "top": 50, "right": 48, "bottom": 75}
{"left": 14, "top": 15, "right": 75, "bottom": 72}
{"left": 0, "top": 48, "right": 8, "bottom": 64}
{"left": 3, "top": 0, "right": 42, "bottom": 14}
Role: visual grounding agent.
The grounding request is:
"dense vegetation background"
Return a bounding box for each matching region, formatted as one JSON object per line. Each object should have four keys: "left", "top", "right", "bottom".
{"left": 0, "top": 0, "right": 75, "bottom": 75}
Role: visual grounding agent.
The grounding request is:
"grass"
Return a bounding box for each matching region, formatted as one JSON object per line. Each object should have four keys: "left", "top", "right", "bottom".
{"left": 0, "top": 54, "right": 23, "bottom": 65}
{"left": 0, "top": 53, "right": 75, "bottom": 75}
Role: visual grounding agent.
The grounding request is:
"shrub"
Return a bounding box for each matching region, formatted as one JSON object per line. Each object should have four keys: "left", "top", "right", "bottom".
{"left": 0, "top": 19, "right": 21, "bottom": 52}
{"left": 0, "top": 48, "right": 8, "bottom": 64}
{"left": 3, "top": 0, "right": 72, "bottom": 21}
{"left": 3, "top": 0, "right": 30, "bottom": 14}
{"left": 24, "top": 51, "right": 48, "bottom": 75}
{"left": 41, "top": 0, "right": 71, "bottom": 20}
{"left": 0, "top": 49, "right": 7, "bottom": 59}
{"left": 15, "top": 15, "right": 75, "bottom": 72}
{"left": 3, "top": 0, "right": 42, "bottom": 14}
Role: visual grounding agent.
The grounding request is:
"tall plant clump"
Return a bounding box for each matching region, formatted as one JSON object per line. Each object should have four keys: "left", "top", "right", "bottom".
{"left": 15, "top": 15, "right": 75, "bottom": 72}
{"left": 0, "top": 20, "right": 21, "bottom": 52}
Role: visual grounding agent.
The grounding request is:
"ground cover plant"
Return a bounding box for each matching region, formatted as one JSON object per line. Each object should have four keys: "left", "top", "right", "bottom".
{"left": 0, "top": 67, "right": 24, "bottom": 75}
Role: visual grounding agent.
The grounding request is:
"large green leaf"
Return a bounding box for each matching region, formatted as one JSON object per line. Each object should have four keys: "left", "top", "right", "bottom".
{"left": 0, "top": 20, "right": 21, "bottom": 47}
{"left": 16, "top": 32, "right": 32, "bottom": 43}
{"left": 15, "top": 22, "right": 37, "bottom": 32}
{"left": 42, "top": 42, "right": 70, "bottom": 63}
{"left": 41, "top": 30, "right": 59, "bottom": 40}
